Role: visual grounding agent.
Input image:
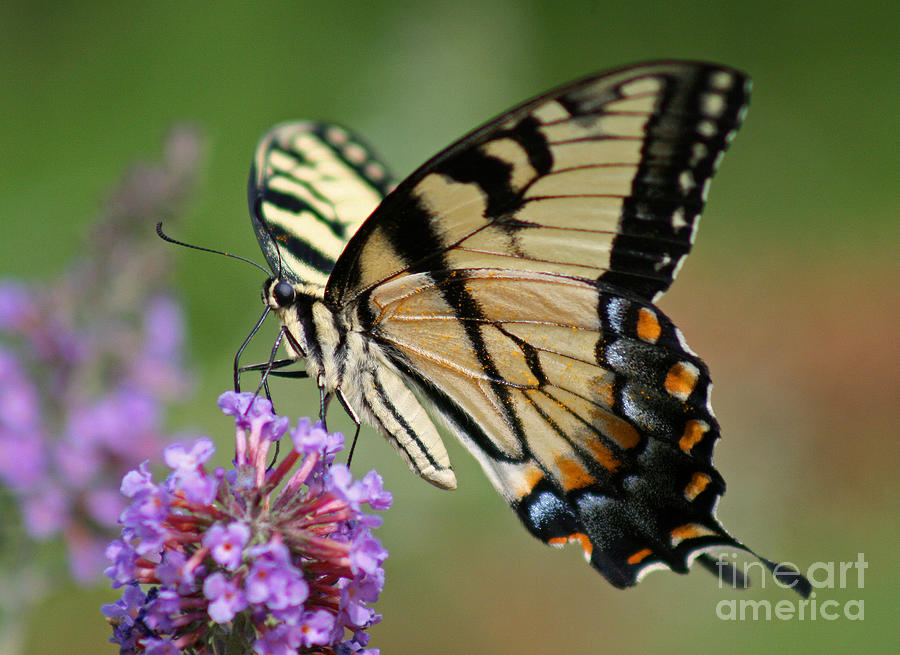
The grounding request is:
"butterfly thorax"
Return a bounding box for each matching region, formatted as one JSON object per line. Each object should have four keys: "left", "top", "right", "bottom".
{"left": 262, "top": 276, "right": 459, "bottom": 490}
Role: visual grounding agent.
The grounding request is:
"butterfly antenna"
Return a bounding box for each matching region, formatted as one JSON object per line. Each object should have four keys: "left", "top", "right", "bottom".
{"left": 233, "top": 306, "right": 272, "bottom": 391}
{"left": 156, "top": 221, "right": 271, "bottom": 277}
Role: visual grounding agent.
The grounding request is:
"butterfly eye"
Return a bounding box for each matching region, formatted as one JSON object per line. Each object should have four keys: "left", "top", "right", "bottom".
{"left": 272, "top": 281, "right": 295, "bottom": 307}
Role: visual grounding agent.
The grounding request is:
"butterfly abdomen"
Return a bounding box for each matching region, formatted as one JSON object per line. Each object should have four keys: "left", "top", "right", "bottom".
{"left": 267, "top": 278, "right": 459, "bottom": 489}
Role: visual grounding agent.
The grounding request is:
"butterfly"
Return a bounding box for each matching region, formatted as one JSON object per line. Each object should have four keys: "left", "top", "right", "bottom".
{"left": 243, "top": 61, "right": 810, "bottom": 595}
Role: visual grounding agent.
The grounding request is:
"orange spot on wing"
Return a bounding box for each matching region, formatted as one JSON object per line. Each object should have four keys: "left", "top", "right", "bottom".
{"left": 627, "top": 548, "right": 653, "bottom": 565}
{"left": 670, "top": 523, "right": 716, "bottom": 546}
{"left": 547, "top": 533, "right": 593, "bottom": 558}
{"left": 583, "top": 439, "right": 622, "bottom": 472}
{"left": 683, "top": 471, "right": 712, "bottom": 500}
{"left": 678, "top": 419, "right": 708, "bottom": 453}
{"left": 636, "top": 308, "right": 661, "bottom": 343}
{"left": 596, "top": 414, "right": 640, "bottom": 450}
{"left": 555, "top": 456, "right": 594, "bottom": 490}
{"left": 513, "top": 465, "right": 544, "bottom": 500}
{"left": 572, "top": 532, "right": 593, "bottom": 557}
{"left": 664, "top": 362, "right": 699, "bottom": 400}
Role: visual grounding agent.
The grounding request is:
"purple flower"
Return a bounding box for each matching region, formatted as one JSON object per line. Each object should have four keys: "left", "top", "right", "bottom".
{"left": 154, "top": 549, "right": 193, "bottom": 590}
{"left": 104, "top": 392, "right": 391, "bottom": 653}
{"left": 360, "top": 470, "right": 393, "bottom": 511}
{"left": 218, "top": 391, "right": 285, "bottom": 439}
{"left": 144, "top": 588, "right": 181, "bottom": 631}
{"left": 128, "top": 296, "right": 192, "bottom": 400}
{"left": 291, "top": 417, "right": 331, "bottom": 454}
{"left": 164, "top": 438, "right": 215, "bottom": 472}
{"left": 0, "top": 431, "right": 48, "bottom": 494}
{"left": 0, "top": 350, "right": 42, "bottom": 431}
{"left": 101, "top": 582, "right": 147, "bottom": 622}
{"left": 298, "top": 609, "right": 335, "bottom": 648}
{"left": 204, "top": 572, "right": 248, "bottom": 623}
{"left": 141, "top": 638, "right": 181, "bottom": 655}
{"left": 203, "top": 522, "right": 250, "bottom": 571}
{"left": 245, "top": 545, "right": 305, "bottom": 607}
{"left": 0, "top": 282, "right": 33, "bottom": 330}
{"left": 328, "top": 464, "right": 392, "bottom": 517}
{"left": 350, "top": 532, "right": 389, "bottom": 576}
{"left": 0, "top": 126, "right": 202, "bottom": 585}
{"left": 121, "top": 461, "right": 155, "bottom": 498}
{"left": 164, "top": 439, "right": 219, "bottom": 503}
{"left": 254, "top": 624, "right": 299, "bottom": 655}
{"left": 22, "top": 484, "right": 67, "bottom": 537}
{"left": 105, "top": 539, "right": 140, "bottom": 588}
{"left": 101, "top": 583, "right": 149, "bottom": 652}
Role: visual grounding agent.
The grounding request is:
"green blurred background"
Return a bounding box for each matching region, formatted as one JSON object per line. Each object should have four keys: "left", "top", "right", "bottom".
{"left": 1, "top": 1, "right": 896, "bottom": 653}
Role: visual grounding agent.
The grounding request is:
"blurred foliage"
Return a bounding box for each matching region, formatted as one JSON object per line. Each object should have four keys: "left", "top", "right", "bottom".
{"left": 0, "top": 1, "right": 895, "bottom": 653}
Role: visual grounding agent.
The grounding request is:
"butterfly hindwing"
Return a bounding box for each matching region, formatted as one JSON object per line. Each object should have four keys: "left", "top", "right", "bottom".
{"left": 248, "top": 122, "right": 394, "bottom": 286}
{"left": 356, "top": 266, "right": 731, "bottom": 585}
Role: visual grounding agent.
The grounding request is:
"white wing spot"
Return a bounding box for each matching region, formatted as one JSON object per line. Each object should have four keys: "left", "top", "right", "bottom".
{"left": 679, "top": 170, "right": 695, "bottom": 193}
{"left": 365, "top": 162, "right": 385, "bottom": 181}
{"left": 705, "top": 381, "right": 717, "bottom": 418}
{"left": 343, "top": 143, "right": 367, "bottom": 165}
{"left": 670, "top": 253, "right": 687, "bottom": 281}
{"left": 712, "top": 151, "right": 725, "bottom": 171}
{"left": 326, "top": 126, "right": 348, "bottom": 145}
{"left": 697, "top": 120, "right": 717, "bottom": 138}
{"left": 671, "top": 207, "right": 689, "bottom": 230}
{"left": 710, "top": 71, "right": 734, "bottom": 91}
{"left": 702, "top": 93, "right": 726, "bottom": 118}
{"left": 691, "top": 142, "right": 708, "bottom": 166}
{"left": 674, "top": 327, "right": 698, "bottom": 356}
{"left": 653, "top": 252, "right": 672, "bottom": 271}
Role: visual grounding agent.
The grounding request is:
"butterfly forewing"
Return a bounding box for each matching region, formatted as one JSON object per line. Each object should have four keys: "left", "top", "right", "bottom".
{"left": 327, "top": 61, "right": 750, "bottom": 307}
{"left": 249, "top": 122, "right": 394, "bottom": 286}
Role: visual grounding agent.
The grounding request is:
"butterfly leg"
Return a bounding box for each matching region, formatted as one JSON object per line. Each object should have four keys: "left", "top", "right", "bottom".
{"left": 317, "top": 379, "right": 332, "bottom": 430}
{"left": 335, "top": 388, "right": 362, "bottom": 468}
{"left": 237, "top": 358, "right": 305, "bottom": 374}
{"left": 237, "top": 359, "right": 309, "bottom": 393}
{"left": 250, "top": 327, "right": 288, "bottom": 399}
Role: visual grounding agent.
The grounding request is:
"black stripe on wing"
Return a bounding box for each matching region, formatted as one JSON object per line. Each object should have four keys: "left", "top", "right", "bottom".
{"left": 602, "top": 64, "right": 751, "bottom": 300}
{"left": 249, "top": 122, "right": 394, "bottom": 286}
{"left": 327, "top": 61, "right": 750, "bottom": 308}
{"left": 364, "top": 197, "right": 531, "bottom": 454}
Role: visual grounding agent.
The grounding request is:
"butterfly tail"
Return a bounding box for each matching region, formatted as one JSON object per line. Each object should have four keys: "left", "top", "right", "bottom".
{"left": 506, "top": 460, "right": 810, "bottom": 596}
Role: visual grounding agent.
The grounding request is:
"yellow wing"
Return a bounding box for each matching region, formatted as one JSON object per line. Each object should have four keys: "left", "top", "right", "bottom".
{"left": 355, "top": 266, "right": 729, "bottom": 586}
{"left": 302, "top": 62, "right": 807, "bottom": 591}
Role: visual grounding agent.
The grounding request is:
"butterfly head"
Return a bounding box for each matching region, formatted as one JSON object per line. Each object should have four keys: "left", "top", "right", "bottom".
{"left": 262, "top": 277, "right": 325, "bottom": 310}
{"left": 267, "top": 278, "right": 296, "bottom": 308}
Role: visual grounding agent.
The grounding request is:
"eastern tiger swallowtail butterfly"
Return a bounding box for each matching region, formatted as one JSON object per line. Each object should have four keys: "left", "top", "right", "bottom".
{"left": 243, "top": 61, "right": 810, "bottom": 595}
